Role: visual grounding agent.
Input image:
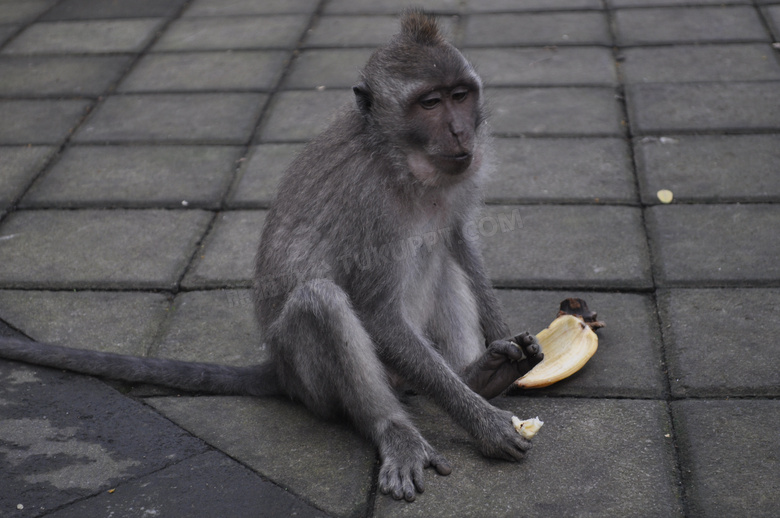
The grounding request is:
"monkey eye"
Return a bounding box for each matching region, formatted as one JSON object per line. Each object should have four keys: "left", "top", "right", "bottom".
{"left": 451, "top": 88, "right": 469, "bottom": 102}
{"left": 419, "top": 93, "right": 442, "bottom": 110}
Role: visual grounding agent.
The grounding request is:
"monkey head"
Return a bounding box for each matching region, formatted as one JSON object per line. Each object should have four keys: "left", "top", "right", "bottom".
{"left": 352, "top": 10, "right": 487, "bottom": 187}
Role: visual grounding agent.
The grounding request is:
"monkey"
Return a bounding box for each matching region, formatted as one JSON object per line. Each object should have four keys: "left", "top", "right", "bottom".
{"left": 0, "top": 10, "right": 543, "bottom": 502}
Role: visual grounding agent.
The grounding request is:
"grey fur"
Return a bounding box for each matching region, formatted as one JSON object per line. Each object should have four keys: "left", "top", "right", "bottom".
{"left": 0, "top": 10, "right": 543, "bottom": 502}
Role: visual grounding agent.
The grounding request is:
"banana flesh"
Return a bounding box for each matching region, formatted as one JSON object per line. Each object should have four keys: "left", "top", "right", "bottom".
{"left": 515, "top": 313, "right": 599, "bottom": 389}
{"left": 512, "top": 416, "right": 544, "bottom": 439}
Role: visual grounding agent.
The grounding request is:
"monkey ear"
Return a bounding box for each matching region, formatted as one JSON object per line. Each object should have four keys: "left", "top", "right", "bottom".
{"left": 353, "top": 82, "right": 373, "bottom": 115}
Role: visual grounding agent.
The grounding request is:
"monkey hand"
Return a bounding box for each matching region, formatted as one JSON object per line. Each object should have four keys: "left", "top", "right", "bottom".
{"left": 462, "top": 334, "right": 543, "bottom": 400}
{"left": 476, "top": 407, "right": 533, "bottom": 462}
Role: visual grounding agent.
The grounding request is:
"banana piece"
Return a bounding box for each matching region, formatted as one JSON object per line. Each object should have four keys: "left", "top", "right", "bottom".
{"left": 512, "top": 416, "right": 544, "bottom": 439}
{"left": 515, "top": 313, "right": 599, "bottom": 389}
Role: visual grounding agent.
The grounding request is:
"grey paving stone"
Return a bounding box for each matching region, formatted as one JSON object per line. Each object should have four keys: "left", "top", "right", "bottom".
{"left": 626, "top": 82, "right": 780, "bottom": 134}
{"left": 376, "top": 397, "right": 682, "bottom": 517}
{"left": 182, "top": 210, "right": 266, "bottom": 288}
{"left": 0, "top": 0, "right": 56, "bottom": 24}
{"left": 148, "top": 396, "right": 375, "bottom": 518}
{"left": 118, "top": 51, "right": 288, "bottom": 92}
{"left": 498, "top": 290, "right": 666, "bottom": 398}
{"left": 485, "top": 137, "right": 636, "bottom": 203}
{"left": 41, "top": 0, "right": 187, "bottom": 21}
{"left": 304, "top": 15, "right": 409, "bottom": 47}
{"left": 487, "top": 87, "right": 624, "bottom": 136}
{"left": 324, "top": 0, "right": 462, "bottom": 14}
{"left": 21, "top": 145, "right": 241, "bottom": 209}
{"left": 767, "top": 5, "right": 780, "bottom": 40}
{"left": 74, "top": 93, "right": 266, "bottom": 144}
{"left": 0, "top": 99, "right": 90, "bottom": 145}
{"left": 46, "top": 450, "right": 329, "bottom": 518}
{"left": 635, "top": 134, "right": 780, "bottom": 203}
{"left": 0, "top": 362, "right": 208, "bottom": 518}
{"left": 480, "top": 205, "right": 652, "bottom": 289}
{"left": 258, "top": 89, "right": 351, "bottom": 142}
{"left": 672, "top": 400, "right": 780, "bottom": 517}
{"left": 184, "top": 0, "right": 320, "bottom": 16}
{"left": 154, "top": 290, "right": 265, "bottom": 365}
{"left": 0, "top": 209, "right": 212, "bottom": 289}
{"left": 0, "top": 146, "right": 54, "bottom": 210}
{"left": 284, "top": 48, "right": 374, "bottom": 89}
{"left": 463, "top": 12, "right": 611, "bottom": 46}
{"left": 0, "top": 24, "right": 17, "bottom": 46}
{"left": 2, "top": 19, "right": 165, "bottom": 54}
{"left": 614, "top": 7, "right": 769, "bottom": 46}
{"left": 646, "top": 204, "right": 780, "bottom": 286}
{"left": 466, "top": 0, "right": 603, "bottom": 11}
{"left": 610, "top": 0, "right": 750, "bottom": 6}
{"left": 0, "top": 290, "right": 169, "bottom": 356}
{"left": 0, "top": 55, "right": 131, "bottom": 96}
{"left": 658, "top": 288, "right": 780, "bottom": 397}
{"left": 228, "top": 143, "right": 304, "bottom": 208}
{"left": 465, "top": 47, "right": 618, "bottom": 87}
{"left": 620, "top": 44, "right": 780, "bottom": 83}
{"left": 153, "top": 16, "right": 308, "bottom": 51}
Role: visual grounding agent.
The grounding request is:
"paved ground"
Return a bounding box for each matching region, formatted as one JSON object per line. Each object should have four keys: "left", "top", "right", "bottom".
{"left": 1, "top": 0, "right": 779, "bottom": 517}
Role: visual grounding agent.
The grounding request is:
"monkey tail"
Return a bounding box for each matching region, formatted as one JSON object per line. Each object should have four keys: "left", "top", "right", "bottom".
{"left": 0, "top": 338, "right": 281, "bottom": 397}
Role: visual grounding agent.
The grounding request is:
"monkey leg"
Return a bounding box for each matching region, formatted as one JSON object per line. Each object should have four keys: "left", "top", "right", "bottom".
{"left": 268, "top": 278, "right": 451, "bottom": 501}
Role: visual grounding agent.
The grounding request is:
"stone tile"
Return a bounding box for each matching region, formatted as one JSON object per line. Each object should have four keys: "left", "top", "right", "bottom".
{"left": 466, "top": 0, "right": 603, "bottom": 11}
{"left": 184, "top": 0, "right": 320, "bottom": 16}
{"left": 182, "top": 210, "right": 266, "bottom": 288}
{"left": 487, "top": 87, "right": 624, "bottom": 136}
{"left": 497, "top": 291, "right": 666, "bottom": 398}
{"left": 0, "top": 362, "right": 208, "bottom": 517}
{"left": 0, "top": 24, "right": 17, "bottom": 46}
{"left": 620, "top": 44, "right": 780, "bottom": 83}
{"left": 258, "top": 89, "right": 350, "bottom": 142}
{"left": 324, "top": 0, "right": 462, "bottom": 14}
{"left": 465, "top": 47, "right": 618, "bottom": 86}
{"left": 0, "top": 209, "right": 212, "bottom": 289}
{"left": 672, "top": 400, "right": 780, "bottom": 517}
{"left": 767, "top": 5, "right": 780, "bottom": 40}
{"left": 155, "top": 290, "right": 265, "bottom": 365}
{"left": 0, "top": 99, "right": 90, "bottom": 145}
{"left": 610, "top": 0, "right": 750, "bottom": 6}
{"left": 486, "top": 137, "right": 636, "bottom": 203}
{"left": 376, "top": 397, "right": 682, "bottom": 517}
{"left": 0, "top": 55, "right": 131, "bottom": 96}
{"left": 635, "top": 134, "right": 780, "bottom": 203}
{"left": 0, "top": 0, "right": 56, "bottom": 24}
{"left": 658, "top": 288, "right": 780, "bottom": 397}
{"left": 284, "top": 48, "right": 374, "bottom": 89}
{"left": 153, "top": 16, "right": 308, "bottom": 51}
{"left": 22, "top": 145, "right": 241, "bottom": 209}
{"left": 626, "top": 82, "right": 780, "bottom": 134}
{"left": 304, "top": 15, "right": 406, "bottom": 47}
{"left": 463, "top": 12, "right": 611, "bottom": 46}
{"left": 2, "top": 19, "right": 165, "bottom": 54}
{"left": 228, "top": 143, "right": 304, "bottom": 208}
{"left": 480, "top": 205, "right": 652, "bottom": 289}
{"left": 41, "top": 0, "right": 187, "bottom": 20}
{"left": 119, "top": 51, "right": 288, "bottom": 92}
{"left": 614, "top": 7, "right": 769, "bottom": 46}
{"left": 74, "top": 93, "right": 266, "bottom": 144}
{"left": 646, "top": 204, "right": 780, "bottom": 286}
{"left": 0, "top": 146, "right": 54, "bottom": 210}
{"left": 0, "top": 290, "right": 169, "bottom": 356}
{"left": 46, "top": 451, "right": 329, "bottom": 518}
{"left": 148, "top": 396, "right": 375, "bottom": 518}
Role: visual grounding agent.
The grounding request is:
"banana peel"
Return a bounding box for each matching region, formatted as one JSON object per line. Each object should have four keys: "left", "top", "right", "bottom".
{"left": 514, "top": 298, "right": 604, "bottom": 389}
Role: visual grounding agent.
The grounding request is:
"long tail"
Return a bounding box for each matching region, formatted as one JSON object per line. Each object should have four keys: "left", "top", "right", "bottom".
{"left": 0, "top": 338, "right": 280, "bottom": 397}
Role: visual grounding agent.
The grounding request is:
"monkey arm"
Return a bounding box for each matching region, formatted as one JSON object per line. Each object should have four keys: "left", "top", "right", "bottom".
{"left": 448, "top": 225, "right": 511, "bottom": 344}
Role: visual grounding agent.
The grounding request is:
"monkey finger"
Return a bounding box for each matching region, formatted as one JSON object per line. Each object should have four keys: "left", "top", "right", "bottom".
{"left": 428, "top": 453, "right": 453, "bottom": 476}
{"left": 488, "top": 339, "right": 526, "bottom": 362}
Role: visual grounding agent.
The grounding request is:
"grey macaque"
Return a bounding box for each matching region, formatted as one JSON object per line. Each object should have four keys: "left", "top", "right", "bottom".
{"left": 0, "top": 10, "right": 543, "bottom": 502}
